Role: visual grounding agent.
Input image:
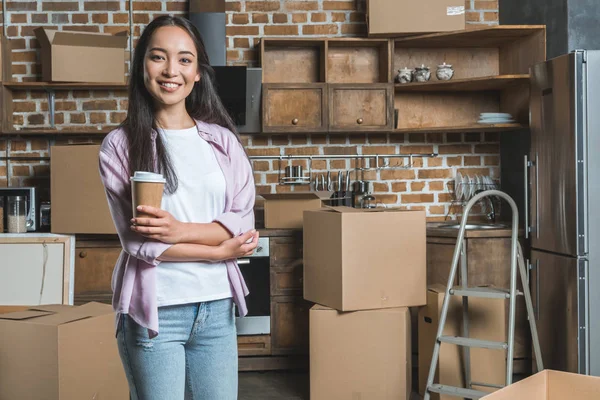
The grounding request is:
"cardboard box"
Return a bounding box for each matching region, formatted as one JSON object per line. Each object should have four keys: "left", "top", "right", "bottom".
{"left": 482, "top": 370, "right": 600, "bottom": 399}
{"left": 419, "top": 285, "right": 507, "bottom": 397}
{"left": 303, "top": 207, "right": 426, "bottom": 310}
{"left": 51, "top": 145, "right": 117, "bottom": 234}
{"left": 34, "top": 28, "right": 127, "bottom": 83}
{"left": 0, "top": 302, "right": 128, "bottom": 400}
{"left": 418, "top": 284, "right": 464, "bottom": 399}
{"left": 262, "top": 192, "right": 331, "bottom": 229}
{"left": 0, "top": 306, "right": 28, "bottom": 315}
{"left": 310, "top": 305, "right": 411, "bottom": 399}
{"left": 367, "top": 0, "right": 465, "bottom": 37}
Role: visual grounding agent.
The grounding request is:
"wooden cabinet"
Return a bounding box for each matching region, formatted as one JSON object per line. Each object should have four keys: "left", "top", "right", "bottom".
{"left": 270, "top": 295, "right": 311, "bottom": 355}
{"left": 329, "top": 84, "right": 393, "bottom": 132}
{"left": 262, "top": 84, "right": 327, "bottom": 133}
{"left": 270, "top": 235, "right": 303, "bottom": 296}
{"left": 74, "top": 239, "right": 121, "bottom": 305}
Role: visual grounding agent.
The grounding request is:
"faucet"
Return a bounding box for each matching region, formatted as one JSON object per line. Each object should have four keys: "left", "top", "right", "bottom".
{"left": 475, "top": 190, "right": 496, "bottom": 223}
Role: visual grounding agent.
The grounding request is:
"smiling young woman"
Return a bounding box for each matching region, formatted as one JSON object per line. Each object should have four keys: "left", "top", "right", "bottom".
{"left": 98, "top": 15, "right": 257, "bottom": 400}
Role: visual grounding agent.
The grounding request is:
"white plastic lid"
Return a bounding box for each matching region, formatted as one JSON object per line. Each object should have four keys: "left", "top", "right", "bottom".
{"left": 130, "top": 171, "right": 166, "bottom": 183}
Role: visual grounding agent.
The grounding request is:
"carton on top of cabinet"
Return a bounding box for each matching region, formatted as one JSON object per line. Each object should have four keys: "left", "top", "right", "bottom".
{"left": 303, "top": 206, "right": 426, "bottom": 311}
{"left": 34, "top": 28, "right": 128, "bottom": 83}
{"left": 51, "top": 145, "right": 117, "bottom": 234}
{"left": 0, "top": 302, "right": 128, "bottom": 400}
{"left": 367, "top": 0, "right": 465, "bottom": 37}
{"left": 481, "top": 370, "right": 600, "bottom": 399}
{"left": 262, "top": 192, "right": 332, "bottom": 229}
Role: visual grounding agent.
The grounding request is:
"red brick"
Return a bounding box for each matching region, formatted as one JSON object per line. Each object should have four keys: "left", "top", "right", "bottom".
{"left": 90, "top": 112, "right": 107, "bottom": 124}
{"left": 226, "top": 2, "right": 242, "bottom": 12}
{"left": 12, "top": 51, "right": 36, "bottom": 62}
{"left": 13, "top": 115, "right": 24, "bottom": 126}
{"left": 464, "top": 156, "right": 481, "bottom": 166}
{"left": 428, "top": 157, "right": 443, "bottom": 167}
{"left": 273, "top": 13, "right": 288, "bottom": 23}
{"left": 70, "top": 113, "right": 86, "bottom": 124}
{"left": 411, "top": 181, "right": 426, "bottom": 192}
{"left": 418, "top": 169, "right": 452, "bottom": 179}
{"left": 227, "top": 26, "right": 260, "bottom": 36}
{"left": 12, "top": 64, "right": 27, "bottom": 75}
{"left": 6, "top": 26, "right": 18, "bottom": 37}
{"left": 284, "top": 146, "right": 320, "bottom": 155}
{"left": 133, "top": 1, "right": 161, "bottom": 11}
{"left": 11, "top": 140, "right": 27, "bottom": 151}
{"left": 484, "top": 156, "right": 500, "bottom": 166}
{"left": 27, "top": 114, "right": 45, "bottom": 125}
{"left": 11, "top": 13, "right": 27, "bottom": 23}
{"left": 349, "top": 12, "right": 364, "bottom": 22}
{"left": 12, "top": 165, "right": 30, "bottom": 177}
{"left": 329, "top": 135, "right": 348, "bottom": 144}
{"left": 272, "top": 136, "right": 290, "bottom": 146}
{"left": 290, "top": 135, "right": 309, "bottom": 145}
{"left": 252, "top": 161, "right": 270, "bottom": 171}
{"left": 133, "top": 14, "right": 149, "bottom": 24}
{"left": 264, "top": 25, "right": 298, "bottom": 35}
{"left": 332, "top": 12, "right": 346, "bottom": 22}
{"left": 323, "top": 1, "right": 354, "bottom": 10}
{"left": 362, "top": 145, "right": 396, "bottom": 155}
{"left": 246, "top": 1, "right": 280, "bottom": 12}
{"left": 292, "top": 13, "right": 307, "bottom": 23}
{"left": 92, "top": 13, "right": 109, "bottom": 23}
{"left": 466, "top": 11, "right": 481, "bottom": 22}
{"left": 402, "top": 193, "right": 434, "bottom": 203}
{"left": 303, "top": 24, "right": 337, "bottom": 35}
{"left": 110, "top": 112, "right": 127, "bottom": 124}
{"left": 62, "top": 26, "right": 100, "bottom": 33}
{"left": 429, "top": 181, "right": 445, "bottom": 191}
{"left": 438, "top": 144, "right": 472, "bottom": 154}
{"left": 232, "top": 13, "right": 249, "bottom": 24}
{"left": 72, "top": 14, "right": 89, "bottom": 24}
{"left": 380, "top": 169, "right": 415, "bottom": 180}
{"left": 52, "top": 14, "right": 69, "bottom": 23}
{"left": 242, "top": 50, "right": 258, "bottom": 62}
{"left": 311, "top": 12, "right": 327, "bottom": 22}
{"left": 252, "top": 13, "right": 269, "bottom": 23}
{"left": 474, "top": 144, "right": 499, "bottom": 154}
{"left": 323, "top": 146, "right": 358, "bottom": 155}
{"left": 82, "top": 100, "right": 118, "bottom": 111}
{"left": 13, "top": 102, "right": 36, "bottom": 113}
{"left": 484, "top": 12, "right": 499, "bottom": 21}
{"left": 113, "top": 13, "right": 129, "bottom": 23}
{"left": 7, "top": 2, "right": 37, "bottom": 11}
{"left": 43, "top": 2, "right": 79, "bottom": 11}
{"left": 247, "top": 148, "right": 281, "bottom": 156}
{"left": 30, "top": 139, "right": 49, "bottom": 151}
{"left": 391, "top": 182, "right": 407, "bottom": 192}
{"left": 234, "top": 38, "right": 250, "bottom": 48}
{"left": 284, "top": 1, "right": 319, "bottom": 11}
{"left": 167, "top": 1, "right": 187, "bottom": 12}
{"left": 429, "top": 205, "right": 446, "bottom": 215}
{"left": 84, "top": 2, "right": 121, "bottom": 11}
{"left": 474, "top": 0, "right": 499, "bottom": 9}
{"left": 377, "top": 194, "right": 399, "bottom": 204}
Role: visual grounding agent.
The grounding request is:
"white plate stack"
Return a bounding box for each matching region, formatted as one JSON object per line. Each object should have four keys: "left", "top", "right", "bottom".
{"left": 477, "top": 113, "right": 515, "bottom": 124}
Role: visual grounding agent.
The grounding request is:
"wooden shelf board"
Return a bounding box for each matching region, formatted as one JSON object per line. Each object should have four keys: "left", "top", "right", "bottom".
{"left": 3, "top": 82, "right": 127, "bottom": 90}
{"left": 394, "top": 74, "right": 529, "bottom": 92}
{"left": 394, "top": 25, "right": 546, "bottom": 48}
{"left": 1, "top": 127, "right": 116, "bottom": 135}
{"left": 394, "top": 124, "right": 527, "bottom": 133}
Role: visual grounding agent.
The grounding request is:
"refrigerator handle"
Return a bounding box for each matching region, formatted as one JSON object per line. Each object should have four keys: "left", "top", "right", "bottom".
{"left": 524, "top": 155, "right": 529, "bottom": 239}
{"left": 535, "top": 152, "right": 540, "bottom": 239}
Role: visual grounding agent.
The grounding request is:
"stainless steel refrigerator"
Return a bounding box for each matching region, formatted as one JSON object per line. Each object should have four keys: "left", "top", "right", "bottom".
{"left": 528, "top": 50, "right": 600, "bottom": 376}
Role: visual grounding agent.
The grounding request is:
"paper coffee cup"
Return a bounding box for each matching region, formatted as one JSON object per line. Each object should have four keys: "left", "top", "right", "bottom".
{"left": 130, "top": 171, "right": 166, "bottom": 218}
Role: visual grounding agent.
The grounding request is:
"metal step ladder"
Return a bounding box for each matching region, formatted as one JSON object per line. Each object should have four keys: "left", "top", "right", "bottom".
{"left": 424, "top": 190, "right": 544, "bottom": 400}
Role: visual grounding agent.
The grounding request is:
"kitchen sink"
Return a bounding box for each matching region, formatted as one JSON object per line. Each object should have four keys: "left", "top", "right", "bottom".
{"left": 438, "top": 223, "right": 508, "bottom": 230}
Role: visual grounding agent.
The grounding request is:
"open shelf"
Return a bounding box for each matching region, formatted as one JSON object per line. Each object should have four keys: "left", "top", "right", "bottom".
{"left": 394, "top": 74, "right": 529, "bottom": 92}
{"left": 394, "top": 25, "right": 547, "bottom": 48}
{"left": 1, "top": 127, "right": 116, "bottom": 135}
{"left": 327, "top": 38, "right": 390, "bottom": 83}
{"left": 3, "top": 82, "right": 127, "bottom": 91}
{"left": 393, "top": 123, "right": 527, "bottom": 133}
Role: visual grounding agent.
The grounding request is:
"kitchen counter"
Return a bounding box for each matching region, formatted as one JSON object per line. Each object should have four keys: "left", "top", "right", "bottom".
{"left": 426, "top": 222, "right": 523, "bottom": 238}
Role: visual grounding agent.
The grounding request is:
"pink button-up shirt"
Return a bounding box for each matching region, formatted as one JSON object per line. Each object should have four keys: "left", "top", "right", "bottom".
{"left": 98, "top": 120, "right": 253, "bottom": 337}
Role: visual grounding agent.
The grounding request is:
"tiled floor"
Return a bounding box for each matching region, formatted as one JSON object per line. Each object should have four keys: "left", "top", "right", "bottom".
{"left": 238, "top": 371, "right": 422, "bottom": 399}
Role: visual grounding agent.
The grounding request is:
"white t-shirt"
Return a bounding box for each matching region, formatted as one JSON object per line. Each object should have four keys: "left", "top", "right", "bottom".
{"left": 155, "top": 126, "right": 232, "bottom": 307}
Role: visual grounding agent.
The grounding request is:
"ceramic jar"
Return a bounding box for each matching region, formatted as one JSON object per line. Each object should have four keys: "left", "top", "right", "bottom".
{"left": 414, "top": 65, "right": 431, "bottom": 82}
{"left": 395, "top": 67, "right": 414, "bottom": 84}
{"left": 436, "top": 62, "right": 455, "bottom": 80}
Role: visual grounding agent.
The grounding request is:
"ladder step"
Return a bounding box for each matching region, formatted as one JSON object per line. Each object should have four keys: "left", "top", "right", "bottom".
{"left": 471, "top": 381, "right": 505, "bottom": 389}
{"left": 449, "top": 286, "right": 524, "bottom": 298}
{"left": 439, "top": 336, "right": 508, "bottom": 350}
{"left": 428, "top": 384, "right": 489, "bottom": 399}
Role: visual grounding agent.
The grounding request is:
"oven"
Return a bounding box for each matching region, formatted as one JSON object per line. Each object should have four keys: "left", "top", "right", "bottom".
{"left": 235, "top": 237, "right": 270, "bottom": 335}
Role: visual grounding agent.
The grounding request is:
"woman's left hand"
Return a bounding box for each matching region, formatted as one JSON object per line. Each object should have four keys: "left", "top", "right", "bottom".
{"left": 130, "top": 206, "right": 187, "bottom": 244}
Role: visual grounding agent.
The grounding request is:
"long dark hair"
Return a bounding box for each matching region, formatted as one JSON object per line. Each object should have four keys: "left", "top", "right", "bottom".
{"left": 123, "top": 15, "right": 240, "bottom": 194}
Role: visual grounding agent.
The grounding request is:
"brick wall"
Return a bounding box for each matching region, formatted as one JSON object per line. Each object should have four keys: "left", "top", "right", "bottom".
{"left": 0, "top": 0, "right": 500, "bottom": 220}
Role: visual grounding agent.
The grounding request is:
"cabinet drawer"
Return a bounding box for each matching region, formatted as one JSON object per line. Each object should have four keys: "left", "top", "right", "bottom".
{"left": 262, "top": 83, "right": 327, "bottom": 132}
{"left": 271, "top": 266, "right": 303, "bottom": 296}
{"left": 270, "top": 296, "right": 311, "bottom": 355}
{"left": 237, "top": 335, "right": 271, "bottom": 357}
{"left": 329, "top": 84, "right": 393, "bottom": 131}
{"left": 74, "top": 244, "right": 121, "bottom": 304}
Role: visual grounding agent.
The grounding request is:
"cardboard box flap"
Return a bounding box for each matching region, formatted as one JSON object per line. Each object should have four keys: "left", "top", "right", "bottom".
{"left": 35, "top": 28, "right": 128, "bottom": 49}
{"left": 262, "top": 192, "right": 332, "bottom": 201}
{"left": 427, "top": 283, "right": 448, "bottom": 294}
{"left": 72, "top": 301, "right": 113, "bottom": 317}
{"left": 321, "top": 206, "right": 363, "bottom": 213}
{"left": 24, "top": 312, "right": 93, "bottom": 326}
{"left": 547, "top": 370, "right": 600, "bottom": 399}
{"left": 320, "top": 206, "right": 419, "bottom": 213}
{"left": 27, "top": 304, "right": 74, "bottom": 313}
{"left": 0, "top": 310, "right": 54, "bottom": 321}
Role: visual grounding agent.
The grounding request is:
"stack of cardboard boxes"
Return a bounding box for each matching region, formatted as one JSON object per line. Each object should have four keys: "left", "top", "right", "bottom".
{"left": 303, "top": 207, "right": 427, "bottom": 399}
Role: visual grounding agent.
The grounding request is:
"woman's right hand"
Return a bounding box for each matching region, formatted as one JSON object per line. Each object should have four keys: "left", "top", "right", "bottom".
{"left": 218, "top": 229, "right": 259, "bottom": 260}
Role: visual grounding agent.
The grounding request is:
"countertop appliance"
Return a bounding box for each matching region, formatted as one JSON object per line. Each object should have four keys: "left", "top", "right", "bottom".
{"left": 235, "top": 237, "right": 270, "bottom": 335}
{"left": 0, "top": 187, "right": 39, "bottom": 232}
{"left": 527, "top": 50, "right": 600, "bottom": 375}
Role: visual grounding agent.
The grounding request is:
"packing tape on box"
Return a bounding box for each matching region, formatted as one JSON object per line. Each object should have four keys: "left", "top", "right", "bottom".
{"left": 447, "top": 6, "right": 465, "bottom": 15}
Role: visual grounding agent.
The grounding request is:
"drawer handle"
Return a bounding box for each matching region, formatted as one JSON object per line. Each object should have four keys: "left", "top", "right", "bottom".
{"left": 357, "top": 118, "right": 363, "bottom": 125}
{"left": 291, "top": 118, "right": 299, "bottom": 125}
{"left": 79, "top": 251, "right": 87, "bottom": 258}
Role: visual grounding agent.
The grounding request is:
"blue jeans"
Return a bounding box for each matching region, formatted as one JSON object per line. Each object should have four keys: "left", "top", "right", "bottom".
{"left": 117, "top": 298, "right": 238, "bottom": 400}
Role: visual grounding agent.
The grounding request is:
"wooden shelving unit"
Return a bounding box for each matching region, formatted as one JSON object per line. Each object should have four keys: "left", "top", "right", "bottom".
{"left": 1, "top": 127, "right": 115, "bottom": 136}
{"left": 394, "top": 74, "right": 529, "bottom": 92}
{"left": 393, "top": 123, "right": 527, "bottom": 134}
